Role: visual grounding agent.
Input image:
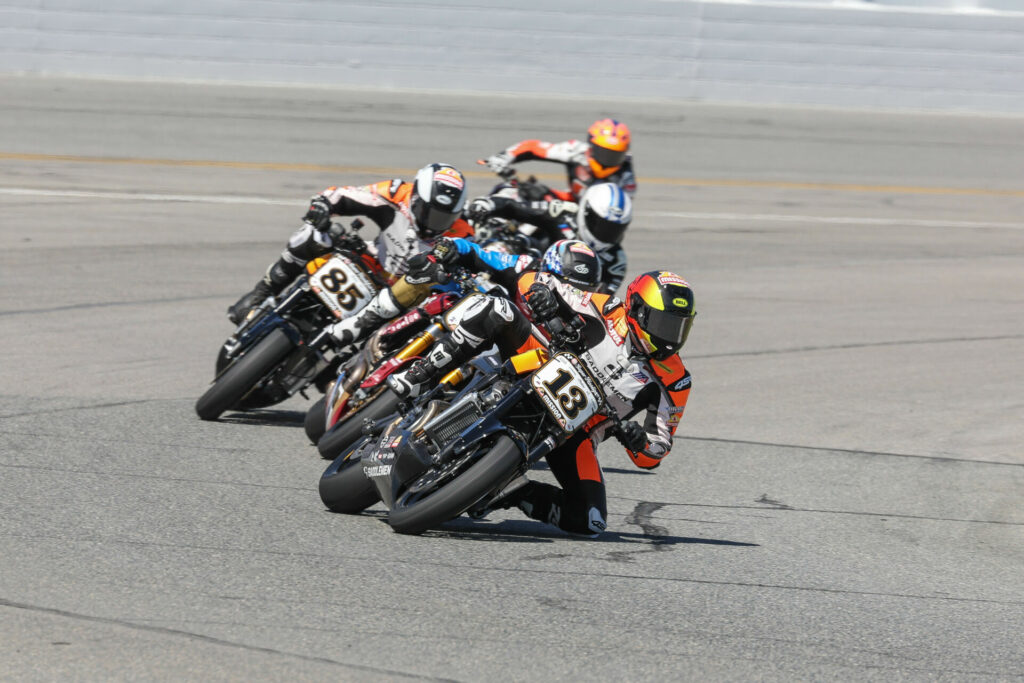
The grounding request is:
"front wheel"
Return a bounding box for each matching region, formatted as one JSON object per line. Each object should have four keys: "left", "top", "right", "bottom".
{"left": 317, "top": 387, "right": 401, "bottom": 460}
{"left": 195, "top": 328, "right": 295, "bottom": 421}
{"left": 319, "top": 449, "right": 380, "bottom": 514}
{"left": 388, "top": 435, "right": 524, "bottom": 535}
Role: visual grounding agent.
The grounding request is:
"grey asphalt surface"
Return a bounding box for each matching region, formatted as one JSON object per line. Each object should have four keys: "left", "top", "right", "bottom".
{"left": 1, "top": 76, "right": 1023, "bottom": 680}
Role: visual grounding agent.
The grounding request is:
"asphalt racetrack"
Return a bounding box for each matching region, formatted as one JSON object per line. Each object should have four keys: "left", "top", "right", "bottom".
{"left": 2, "top": 76, "right": 1023, "bottom": 680}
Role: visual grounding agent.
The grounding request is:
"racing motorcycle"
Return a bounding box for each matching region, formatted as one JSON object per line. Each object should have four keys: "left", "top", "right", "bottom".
{"left": 195, "top": 226, "right": 384, "bottom": 421}
{"left": 318, "top": 314, "right": 613, "bottom": 535}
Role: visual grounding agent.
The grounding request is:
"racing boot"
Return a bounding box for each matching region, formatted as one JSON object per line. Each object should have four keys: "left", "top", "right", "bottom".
{"left": 226, "top": 257, "right": 303, "bottom": 324}
{"left": 327, "top": 287, "right": 404, "bottom": 347}
{"left": 386, "top": 330, "right": 471, "bottom": 398}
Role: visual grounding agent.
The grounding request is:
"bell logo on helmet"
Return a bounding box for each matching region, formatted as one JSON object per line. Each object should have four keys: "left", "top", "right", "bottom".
{"left": 672, "top": 297, "right": 689, "bottom": 308}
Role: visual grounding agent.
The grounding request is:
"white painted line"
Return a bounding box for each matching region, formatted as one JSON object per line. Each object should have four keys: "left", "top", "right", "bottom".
{"left": 2, "top": 186, "right": 1020, "bottom": 230}
{"left": 644, "top": 211, "right": 1024, "bottom": 230}
{"left": 0, "top": 187, "right": 300, "bottom": 206}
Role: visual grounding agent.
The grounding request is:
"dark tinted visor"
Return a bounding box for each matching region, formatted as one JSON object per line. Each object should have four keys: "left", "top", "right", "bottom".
{"left": 582, "top": 204, "right": 627, "bottom": 245}
{"left": 642, "top": 308, "right": 693, "bottom": 348}
{"left": 589, "top": 143, "right": 626, "bottom": 171}
{"left": 412, "top": 196, "right": 458, "bottom": 236}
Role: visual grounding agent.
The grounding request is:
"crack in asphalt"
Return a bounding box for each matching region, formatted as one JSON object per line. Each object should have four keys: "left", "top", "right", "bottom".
{"left": 606, "top": 495, "right": 1024, "bottom": 527}
{"left": 0, "top": 294, "right": 229, "bottom": 317}
{"left": 6, "top": 531, "right": 1020, "bottom": 608}
{"left": 688, "top": 333, "right": 1024, "bottom": 360}
{"left": 0, "top": 598, "right": 457, "bottom": 682}
{"left": 675, "top": 434, "right": 1024, "bottom": 468}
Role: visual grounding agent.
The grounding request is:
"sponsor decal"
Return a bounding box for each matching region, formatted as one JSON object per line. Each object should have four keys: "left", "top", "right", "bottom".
{"left": 670, "top": 376, "right": 691, "bottom": 392}
{"left": 389, "top": 179, "right": 402, "bottom": 195}
{"left": 604, "top": 316, "right": 624, "bottom": 345}
{"left": 672, "top": 297, "right": 690, "bottom": 308}
{"left": 569, "top": 243, "right": 594, "bottom": 255}
{"left": 629, "top": 371, "right": 650, "bottom": 385}
{"left": 364, "top": 464, "right": 392, "bottom": 477}
{"left": 434, "top": 167, "right": 464, "bottom": 190}
{"left": 436, "top": 194, "right": 453, "bottom": 206}
{"left": 657, "top": 273, "right": 690, "bottom": 287}
{"left": 574, "top": 264, "right": 590, "bottom": 274}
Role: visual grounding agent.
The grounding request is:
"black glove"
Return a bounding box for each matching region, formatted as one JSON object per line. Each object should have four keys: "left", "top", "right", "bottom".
{"left": 304, "top": 196, "right": 332, "bottom": 230}
{"left": 615, "top": 421, "right": 648, "bottom": 453}
{"left": 526, "top": 283, "right": 558, "bottom": 321}
{"left": 404, "top": 253, "right": 448, "bottom": 286}
{"left": 431, "top": 237, "right": 459, "bottom": 268}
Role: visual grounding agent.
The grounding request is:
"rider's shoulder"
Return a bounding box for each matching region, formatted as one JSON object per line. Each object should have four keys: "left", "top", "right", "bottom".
{"left": 648, "top": 355, "right": 691, "bottom": 396}
{"left": 372, "top": 179, "right": 413, "bottom": 204}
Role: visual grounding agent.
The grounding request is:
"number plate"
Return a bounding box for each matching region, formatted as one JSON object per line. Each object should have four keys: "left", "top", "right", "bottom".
{"left": 530, "top": 353, "right": 604, "bottom": 433}
{"left": 308, "top": 254, "right": 378, "bottom": 319}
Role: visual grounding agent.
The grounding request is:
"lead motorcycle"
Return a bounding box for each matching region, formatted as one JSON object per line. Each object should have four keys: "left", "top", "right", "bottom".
{"left": 195, "top": 225, "right": 384, "bottom": 421}
{"left": 318, "top": 314, "right": 613, "bottom": 535}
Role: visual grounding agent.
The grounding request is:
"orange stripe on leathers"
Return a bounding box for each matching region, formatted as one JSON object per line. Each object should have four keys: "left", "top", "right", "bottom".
{"left": 575, "top": 436, "right": 602, "bottom": 482}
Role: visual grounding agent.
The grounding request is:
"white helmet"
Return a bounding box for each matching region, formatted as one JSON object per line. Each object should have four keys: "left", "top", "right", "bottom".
{"left": 576, "top": 183, "right": 632, "bottom": 250}
{"left": 411, "top": 163, "right": 468, "bottom": 236}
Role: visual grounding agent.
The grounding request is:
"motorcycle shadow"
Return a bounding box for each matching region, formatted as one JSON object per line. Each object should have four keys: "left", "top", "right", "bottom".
{"left": 217, "top": 409, "right": 307, "bottom": 427}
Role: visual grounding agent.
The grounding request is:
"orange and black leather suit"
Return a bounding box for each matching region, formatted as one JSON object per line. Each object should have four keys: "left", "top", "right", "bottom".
{"left": 495, "top": 139, "right": 637, "bottom": 201}
{"left": 412, "top": 269, "right": 690, "bottom": 537}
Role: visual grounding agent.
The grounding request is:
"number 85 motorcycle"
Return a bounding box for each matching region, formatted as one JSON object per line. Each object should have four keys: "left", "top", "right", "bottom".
{"left": 318, "top": 315, "right": 612, "bottom": 535}
{"left": 195, "top": 228, "right": 383, "bottom": 421}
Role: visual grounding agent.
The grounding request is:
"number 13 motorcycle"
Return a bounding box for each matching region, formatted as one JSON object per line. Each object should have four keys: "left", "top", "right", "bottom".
{"left": 318, "top": 315, "right": 611, "bottom": 535}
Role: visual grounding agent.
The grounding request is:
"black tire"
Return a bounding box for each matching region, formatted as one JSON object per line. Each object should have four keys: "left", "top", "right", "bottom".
{"left": 387, "top": 435, "right": 523, "bottom": 535}
{"left": 317, "top": 387, "right": 401, "bottom": 460}
{"left": 195, "top": 328, "right": 295, "bottom": 421}
{"left": 304, "top": 395, "right": 327, "bottom": 444}
{"left": 318, "top": 449, "right": 380, "bottom": 514}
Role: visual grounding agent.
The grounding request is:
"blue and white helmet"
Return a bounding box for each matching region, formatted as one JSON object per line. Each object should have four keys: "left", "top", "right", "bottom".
{"left": 541, "top": 239, "right": 602, "bottom": 291}
{"left": 576, "top": 183, "right": 632, "bottom": 250}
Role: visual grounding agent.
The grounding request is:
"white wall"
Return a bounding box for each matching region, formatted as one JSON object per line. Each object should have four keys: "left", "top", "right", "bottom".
{"left": 3, "top": 0, "right": 1023, "bottom": 113}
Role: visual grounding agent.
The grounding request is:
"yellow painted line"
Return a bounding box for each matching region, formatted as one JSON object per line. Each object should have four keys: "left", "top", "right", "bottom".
{"left": 3, "top": 151, "right": 1023, "bottom": 198}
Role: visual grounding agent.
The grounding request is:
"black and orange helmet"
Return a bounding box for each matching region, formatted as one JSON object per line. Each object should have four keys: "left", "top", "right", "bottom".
{"left": 586, "top": 119, "right": 631, "bottom": 179}
{"left": 625, "top": 271, "right": 695, "bottom": 360}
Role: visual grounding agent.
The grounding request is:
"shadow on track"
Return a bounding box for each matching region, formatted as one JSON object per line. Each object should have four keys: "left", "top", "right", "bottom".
{"left": 217, "top": 409, "right": 307, "bottom": 427}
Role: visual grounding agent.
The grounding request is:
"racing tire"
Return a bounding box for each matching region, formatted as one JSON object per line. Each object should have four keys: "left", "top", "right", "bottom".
{"left": 317, "top": 387, "right": 400, "bottom": 460}
{"left": 195, "top": 328, "right": 295, "bottom": 421}
{"left": 387, "top": 435, "right": 523, "bottom": 536}
{"left": 318, "top": 449, "right": 380, "bottom": 514}
{"left": 304, "top": 395, "right": 327, "bottom": 444}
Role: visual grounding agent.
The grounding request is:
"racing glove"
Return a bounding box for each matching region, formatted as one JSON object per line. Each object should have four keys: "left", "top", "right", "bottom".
{"left": 431, "top": 237, "right": 460, "bottom": 268}
{"left": 303, "top": 196, "right": 332, "bottom": 230}
{"left": 616, "top": 421, "right": 649, "bottom": 453}
{"left": 481, "top": 152, "right": 514, "bottom": 177}
{"left": 525, "top": 283, "right": 558, "bottom": 322}
{"left": 404, "top": 253, "right": 448, "bottom": 286}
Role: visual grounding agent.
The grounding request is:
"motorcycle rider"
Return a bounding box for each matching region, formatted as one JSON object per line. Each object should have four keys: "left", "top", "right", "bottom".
{"left": 464, "top": 182, "right": 632, "bottom": 293}
{"left": 226, "top": 162, "right": 473, "bottom": 327}
{"left": 386, "top": 270, "right": 695, "bottom": 537}
{"left": 479, "top": 118, "right": 636, "bottom": 201}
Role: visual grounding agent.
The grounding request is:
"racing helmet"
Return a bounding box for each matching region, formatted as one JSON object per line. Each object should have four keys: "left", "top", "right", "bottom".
{"left": 410, "top": 163, "right": 468, "bottom": 237}
{"left": 625, "top": 271, "right": 695, "bottom": 360}
{"left": 541, "top": 239, "right": 602, "bottom": 291}
{"left": 576, "top": 183, "right": 632, "bottom": 251}
{"left": 586, "top": 118, "right": 631, "bottom": 178}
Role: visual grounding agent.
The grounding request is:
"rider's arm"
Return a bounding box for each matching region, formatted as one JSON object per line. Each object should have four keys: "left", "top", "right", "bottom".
{"left": 488, "top": 196, "right": 577, "bottom": 244}
{"left": 448, "top": 237, "right": 537, "bottom": 291}
{"left": 624, "top": 367, "right": 691, "bottom": 469}
{"left": 503, "top": 139, "right": 579, "bottom": 165}
{"left": 319, "top": 181, "right": 403, "bottom": 232}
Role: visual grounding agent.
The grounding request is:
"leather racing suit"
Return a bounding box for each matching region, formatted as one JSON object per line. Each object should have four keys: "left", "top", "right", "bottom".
{"left": 493, "top": 138, "right": 637, "bottom": 201}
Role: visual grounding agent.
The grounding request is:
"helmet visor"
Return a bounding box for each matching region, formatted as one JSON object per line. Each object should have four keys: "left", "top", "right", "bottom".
{"left": 589, "top": 143, "right": 627, "bottom": 172}
{"left": 411, "top": 196, "right": 458, "bottom": 236}
{"left": 641, "top": 308, "right": 694, "bottom": 351}
{"left": 581, "top": 203, "right": 627, "bottom": 245}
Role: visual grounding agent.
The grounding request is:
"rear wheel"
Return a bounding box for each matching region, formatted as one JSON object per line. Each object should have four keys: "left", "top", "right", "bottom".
{"left": 195, "top": 328, "right": 295, "bottom": 421}
{"left": 304, "top": 395, "right": 327, "bottom": 444}
{"left": 387, "top": 436, "right": 523, "bottom": 535}
{"left": 318, "top": 449, "right": 380, "bottom": 513}
{"left": 317, "top": 387, "right": 400, "bottom": 460}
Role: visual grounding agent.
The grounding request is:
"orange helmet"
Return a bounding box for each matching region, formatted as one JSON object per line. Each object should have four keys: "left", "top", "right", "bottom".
{"left": 586, "top": 118, "right": 631, "bottom": 179}
{"left": 625, "top": 271, "right": 695, "bottom": 360}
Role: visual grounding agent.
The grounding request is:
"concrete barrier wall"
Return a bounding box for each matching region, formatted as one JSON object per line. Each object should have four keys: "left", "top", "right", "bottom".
{"left": 3, "top": 0, "right": 1023, "bottom": 113}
